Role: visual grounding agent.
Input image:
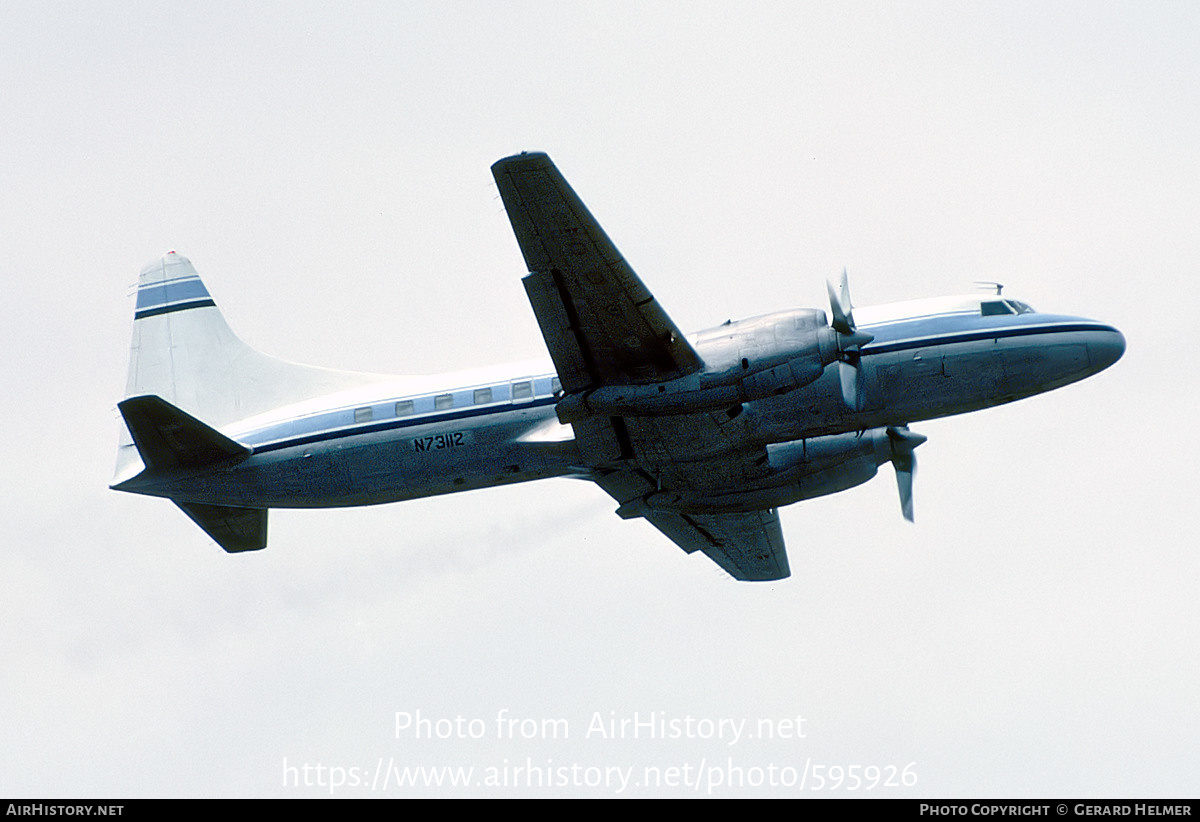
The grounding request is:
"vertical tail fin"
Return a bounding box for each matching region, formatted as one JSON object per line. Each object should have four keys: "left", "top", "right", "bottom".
{"left": 115, "top": 252, "right": 390, "bottom": 480}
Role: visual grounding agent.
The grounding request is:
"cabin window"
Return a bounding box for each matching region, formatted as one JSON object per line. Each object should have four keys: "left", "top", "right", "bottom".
{"left": 354, "top": 407, "right": 373, "bottom": 423}
{"left": 550, "top": 377, "right": 562, "bottom": 395}
{"left": 473, "top": 387, "right": 493, "bottom": 405}
{"left": 511, "top": 380, "right": 533, "bottom": 400}
{"left": 434, "top": 393, "right": 454, "bottom": 410}
{"left": 395, "top": 400, "right": 414, "bottom": 416}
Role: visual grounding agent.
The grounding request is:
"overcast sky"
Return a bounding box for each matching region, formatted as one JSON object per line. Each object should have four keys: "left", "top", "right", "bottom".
{"left": 2, "top": 0, "right": 1197, "bottom": 798}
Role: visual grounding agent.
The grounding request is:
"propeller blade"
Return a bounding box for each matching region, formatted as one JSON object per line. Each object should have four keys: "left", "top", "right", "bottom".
{"left": 893, "top": 451, "right": 916, "bottom": 521}
{"left": 886, "top": 426, "right": 927, "bottom": 522}
{"left": 826, "top": 268, "right": 855, "bottom": 334}
{"left": 838, "top": 360, "right": 862, "bottom": 411}
{"left": 826, "top": 269, "right": 874, "bottom": 410}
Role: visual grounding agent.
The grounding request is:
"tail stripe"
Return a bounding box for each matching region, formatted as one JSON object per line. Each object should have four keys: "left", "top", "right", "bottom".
{"left": 134, "top": 298, "right": 216, "bottom": 320}
{"left": 134, "top": 274, "right": 215, "bottom": 320}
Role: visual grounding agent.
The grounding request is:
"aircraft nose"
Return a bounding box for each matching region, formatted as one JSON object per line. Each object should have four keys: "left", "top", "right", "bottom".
{"left": 1087, "top": 326, "right": 1125, "bottom": 373}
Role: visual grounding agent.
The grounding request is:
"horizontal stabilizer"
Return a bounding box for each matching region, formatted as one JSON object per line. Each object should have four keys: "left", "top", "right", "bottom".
{"left": 175, "top": 502, "right": 267, "bottom": 553}
{"left": 118, "top": 395, "right": 250, "bottom": 472}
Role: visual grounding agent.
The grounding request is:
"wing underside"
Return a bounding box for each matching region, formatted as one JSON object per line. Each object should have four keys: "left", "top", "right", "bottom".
{"left": 590, "top": 447, "right": 791, "bottom": 582}
{"left": 643, "top": 508, "right": 790, "bottom": 581}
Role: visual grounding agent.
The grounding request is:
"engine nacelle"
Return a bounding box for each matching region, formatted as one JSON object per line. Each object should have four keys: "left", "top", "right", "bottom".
{"left": 764, "top": 429, "right": 893, "bottom": 503}
{"left": 556, "top": 309, "right": 842, "bottom": 423}
{"left": 617, "top": 428, "right": 906, "bottom": 517}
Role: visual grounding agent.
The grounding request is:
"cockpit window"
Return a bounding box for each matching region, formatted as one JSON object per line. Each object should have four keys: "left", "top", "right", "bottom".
{"left": 981, "top": 300, "right": 1015, "bottom": 316}
{"left": 981, "top": 299, "right": 1036, "bottom": 316}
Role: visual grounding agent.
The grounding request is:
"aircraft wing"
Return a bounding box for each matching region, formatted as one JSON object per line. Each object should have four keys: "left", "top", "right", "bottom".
{"left": 491, "top": 152, "right": 703, "bottom": 393}
{"left": 493, "top": 152, "right": 789, "bottom": 581}
{"left": 589, "top": 413, "right": 793, "bottom": 582}
{"left": 643, "top": 508, "right": 789, "bottom": 582}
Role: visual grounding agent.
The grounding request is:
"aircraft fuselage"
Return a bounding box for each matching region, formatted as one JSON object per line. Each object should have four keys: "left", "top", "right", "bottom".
{"left": 114, "top": 301, "right": 1123, "bottom": 511}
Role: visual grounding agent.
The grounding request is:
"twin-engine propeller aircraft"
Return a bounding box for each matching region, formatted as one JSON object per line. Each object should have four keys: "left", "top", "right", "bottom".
{"left": 111, "top": 152, "right": 1124, "bottom": 581}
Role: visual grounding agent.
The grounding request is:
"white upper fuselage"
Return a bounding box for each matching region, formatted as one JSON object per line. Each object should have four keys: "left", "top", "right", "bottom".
{"left": 235, "top": 292, "right": 1121, "bottom": 451}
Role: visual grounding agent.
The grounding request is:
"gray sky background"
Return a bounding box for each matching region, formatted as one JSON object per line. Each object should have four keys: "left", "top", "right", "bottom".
{"left": 2, "top": 1, "right": 1197, "bottom": 797}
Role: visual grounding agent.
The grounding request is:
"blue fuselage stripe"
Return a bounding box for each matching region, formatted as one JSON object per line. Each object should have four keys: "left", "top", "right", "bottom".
{"left": 862, "top": 322, "right": 1116, "bottom": 356}
{"left": 238, "top": 318, "right": 1116, "bottom": 456}
{"left": 249, "top": 395, "right": 559, "bottom": 454}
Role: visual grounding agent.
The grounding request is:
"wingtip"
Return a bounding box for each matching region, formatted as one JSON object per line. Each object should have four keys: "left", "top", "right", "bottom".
{"left": 491, "top": 151, "right": 553, "bottom": 173}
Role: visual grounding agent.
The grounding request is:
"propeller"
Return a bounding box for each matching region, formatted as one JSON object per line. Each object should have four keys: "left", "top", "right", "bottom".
{"left": 885, "top": 425, "right": 927, "bottom": 522}
{"left": 826, "top": 269, "right": 874, "bottom": 410}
